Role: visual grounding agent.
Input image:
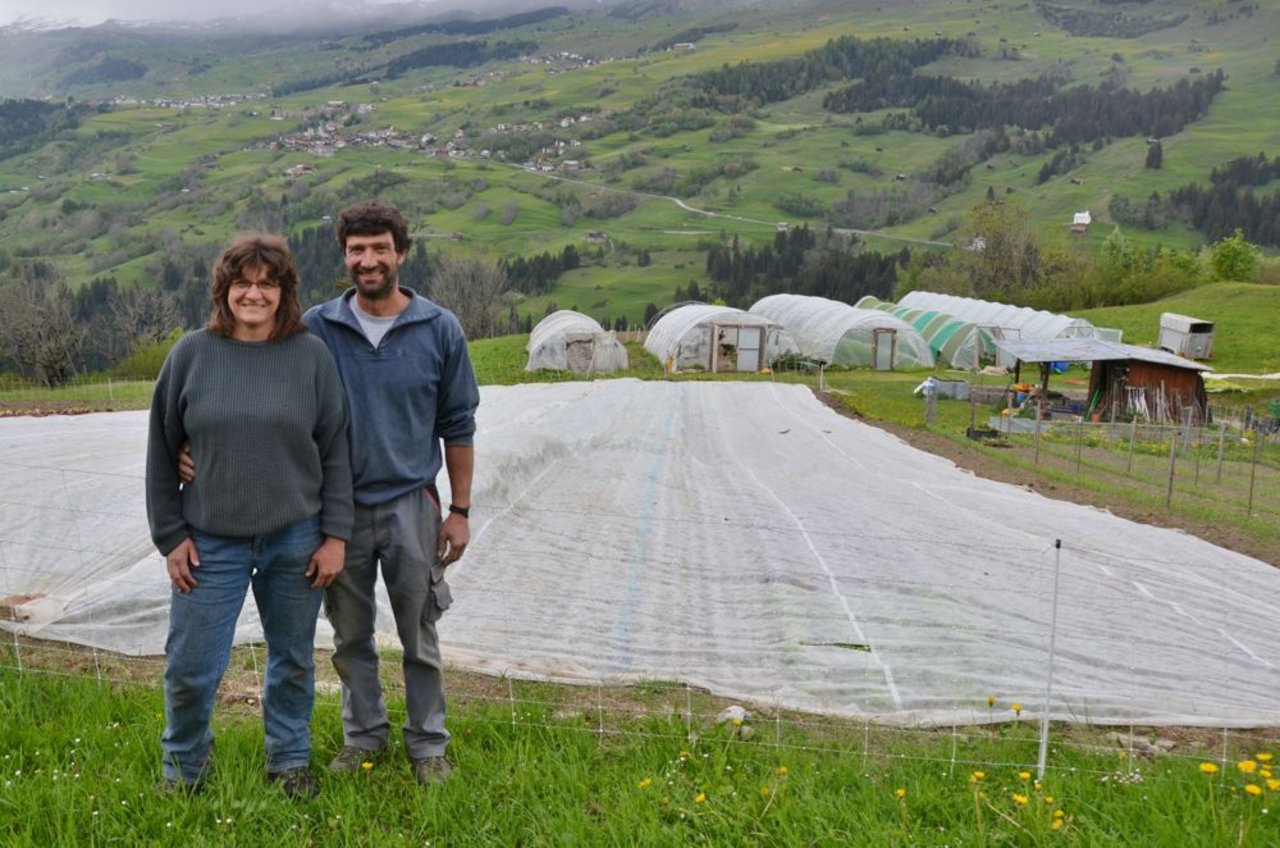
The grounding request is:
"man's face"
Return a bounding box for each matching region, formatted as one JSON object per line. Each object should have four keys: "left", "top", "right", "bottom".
{"left": 344, "top": 231, "right": 405, "bottom": 301}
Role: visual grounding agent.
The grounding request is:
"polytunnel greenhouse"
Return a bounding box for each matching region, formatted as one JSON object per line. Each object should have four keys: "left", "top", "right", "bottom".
{"left": 895, "top": 291, "right": 1094, "bottom": 343}
{"left": 856, "top": 295, "right": 1001, "bottom": 370}
{"left": 749, "top": 294, "right": 934, "bottom": 369}
{"left": 644, "top": 303, "right": 798, "bottom": 372}
{"left": 525, "top": 310, "right": 629, "bottom": 374}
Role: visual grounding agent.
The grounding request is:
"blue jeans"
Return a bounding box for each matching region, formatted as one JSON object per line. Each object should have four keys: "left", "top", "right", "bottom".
{"left": 161, "top": 515, "right": 324, "bottom": 783}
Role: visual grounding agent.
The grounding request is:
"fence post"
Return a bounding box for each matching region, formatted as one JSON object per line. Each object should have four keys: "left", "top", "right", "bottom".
{"left": 1247, "top": 433, "right": 1261, "bottom": 515}
{"left": 1036, "top": 539, "right": 1064, "bottom": 782}
{"left": 1165, "top": 431, "right": 1178, "bottom": 508}
{"left": 1075, "top": 417, "right": 1084, "bottom": 474}
{"left": 1034, "top": 398, "right": 1043, "bottom": 465}
{"left": 1127, "top": 417, "right": 1137, "bottom": 473}
{"left": 1216, "top": 423, "right": 1227, "bottom": 483}
{"left": 1193, "top": 424, "right": 1202, "bottom": 485}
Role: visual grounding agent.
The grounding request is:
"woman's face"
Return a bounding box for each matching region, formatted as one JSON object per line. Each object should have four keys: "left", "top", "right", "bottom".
{"left": 227, "top": 263, "right": 281, "bottom": 340}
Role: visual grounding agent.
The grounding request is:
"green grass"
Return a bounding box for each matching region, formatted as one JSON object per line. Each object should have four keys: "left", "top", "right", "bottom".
{"left": 0, "top": 377, "right": 154, "bottom": 412}
{"left": 3, "top": 664, "right": 1279, "bottom": 846}
{"left": 1077, "top": 283, "right": 1280, "bottom": 374}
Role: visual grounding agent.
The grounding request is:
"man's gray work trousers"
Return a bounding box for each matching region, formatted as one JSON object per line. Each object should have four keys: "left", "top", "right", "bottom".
{"left": 324, "top": 487, "right": 454, "bottom": 760}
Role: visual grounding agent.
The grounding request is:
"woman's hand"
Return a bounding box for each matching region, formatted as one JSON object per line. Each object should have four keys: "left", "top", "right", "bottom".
{"left": 307, "top": 536, "right": 346, "bottom": 589}
{"left": 166, "top": 537, "right": 201, "bottom": 593}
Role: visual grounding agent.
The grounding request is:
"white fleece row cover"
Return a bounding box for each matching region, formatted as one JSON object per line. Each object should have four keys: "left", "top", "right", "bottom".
{"left": 2, "top": 380, "right": 1277, "bottom": 727}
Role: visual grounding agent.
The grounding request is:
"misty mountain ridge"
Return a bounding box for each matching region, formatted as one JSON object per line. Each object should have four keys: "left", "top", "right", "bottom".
{"left": 0, "top": 0, "right": 745, "bottom": 40}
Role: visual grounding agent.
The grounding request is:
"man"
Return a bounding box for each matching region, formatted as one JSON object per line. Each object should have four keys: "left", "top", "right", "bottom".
{"left": 305, "top": 201, "right": 480, "bottom": 784}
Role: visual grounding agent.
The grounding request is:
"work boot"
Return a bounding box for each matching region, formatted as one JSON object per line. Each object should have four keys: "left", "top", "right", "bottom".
{"left": 329, "top": 745, "right": 383, "bottom": 773}
{"left": 412, "top": 756, "right": 453, "bottom": 785}
{"left": 267, "top": 766, "right": 320, "bottom": 799}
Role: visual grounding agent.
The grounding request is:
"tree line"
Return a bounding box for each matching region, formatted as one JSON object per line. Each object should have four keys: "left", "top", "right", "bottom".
{"left": 0, "top": 98, "right": 95, "bottom": 154}
{"left": 385, "top": 40, "right": 538, "bottom": 79}
{"left": 363, "top": 6, "right": 567, "bottom": 48}
{"left": 824, "top": 70, "right": 1225, "bottom": 145}
{"left": 1109, "top": 152, "right": 1280, "bottom": 247}
{"left": 687, "top": 34, "right": 971, "bottom": 109}
{"left": 702, "top": 224, "right": 905, "bottom": 308}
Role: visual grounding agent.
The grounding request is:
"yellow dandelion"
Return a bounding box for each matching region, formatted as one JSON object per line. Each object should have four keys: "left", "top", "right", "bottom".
{"left": 760, "top": 785, "right": 771, "bottom": 798}
{"left": 731, "top": 718, "right": 743, "bottom": 727}
{"left": 1239, "top": 759, "right": 1259, "bottom": 774}
{"left": 776, "top": 766, "right": 789, "bottom": 777}
{"left": 1244, "top": 784, "right": 1263, "bottom": 797}
{"left": 1011, "top": 703, "right": 1023, "bottom": 716}
{"left": 361, "top": 761, "right": 374, "bottom": 771}
{"left": 1053, "top": 809, "right": 1065, "bottom": 819}
{"left": 1018, "top": 771, "right": 1031, "bottom": 782}
{"left": 638, "top": 778, "right": 653, "bottom": 790}
{"left": 1044, "top": 796, "right": 1055, "bottom": 805}
{"left": 1265, "top": 778, "right": 1280, "bottom": 791}
{"left": 694, "top": 792, "right": 707, "bottom": 804}
{"left": 1012, "top": 793, "right": 1029, "bottom": 807}
{"left": 1256, "top": 752, "right": 1274, "bottom": 763}
{"left": 986, "top": 694, "right": 996, "bottom": 708}
{"left": 894, "top": 788, "right": 906, "bottom": 799}
{"left": 1051, "top": 818, "right": 1064, "bottom": 831}
{"left": 971, "top": 771, "right": 986, "bottom": 783}
{"left": 1262, "top": 768, "right": 1273, "bottom": 779}
{"left": 1199, "top": 762, "right": 1219, "bottom": 775}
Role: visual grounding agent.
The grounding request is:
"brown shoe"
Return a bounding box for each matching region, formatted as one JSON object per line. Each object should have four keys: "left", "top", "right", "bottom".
{"left": 267, "top": 766, "right": 320, "bottom": 799}
{"left": 412, "top": 756, "right": 453, "bottom": 785}
{"left": 329, "top": 745, "right": 383, "bottom": 773}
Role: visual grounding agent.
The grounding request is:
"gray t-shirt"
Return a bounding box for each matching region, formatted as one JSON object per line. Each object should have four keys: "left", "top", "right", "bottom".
{"left": 350, "top": 298, "right": 399, "bottom": 349}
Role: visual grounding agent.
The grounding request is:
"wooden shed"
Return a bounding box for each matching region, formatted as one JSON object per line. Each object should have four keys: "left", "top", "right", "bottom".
{"left": 996, "top": 338, "right": 1212, "bottom": 425}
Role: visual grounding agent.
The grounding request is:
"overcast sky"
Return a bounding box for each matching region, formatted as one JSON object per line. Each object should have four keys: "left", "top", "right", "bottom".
{"left": 0, "top": 0, "right": 443, "bottom": 27}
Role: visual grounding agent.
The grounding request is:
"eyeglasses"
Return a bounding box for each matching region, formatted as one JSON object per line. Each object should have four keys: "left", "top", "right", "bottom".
{"left": 230, "top": 279, "right": 281, "bottom": 292}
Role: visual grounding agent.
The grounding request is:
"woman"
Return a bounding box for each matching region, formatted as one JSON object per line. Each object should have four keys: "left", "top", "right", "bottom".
{"left": 146, "top": 234, "right": 352, "bottom": 799}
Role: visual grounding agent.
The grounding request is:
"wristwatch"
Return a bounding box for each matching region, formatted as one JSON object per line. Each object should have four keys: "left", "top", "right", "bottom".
{"left": 448, "top": 504, "right": 470, "bottom": 518}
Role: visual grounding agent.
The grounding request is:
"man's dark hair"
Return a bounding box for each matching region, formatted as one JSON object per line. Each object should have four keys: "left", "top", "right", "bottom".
{"left": 206, "top": 233, "right": 306, "bottom": 340}
{"left": 336, "top": 201, "right": 411, "bottom": 254}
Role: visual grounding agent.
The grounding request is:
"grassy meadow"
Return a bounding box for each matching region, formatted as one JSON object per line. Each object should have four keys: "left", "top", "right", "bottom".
{"left": 4, "top": 662, "right": 1280, "bottom": 846}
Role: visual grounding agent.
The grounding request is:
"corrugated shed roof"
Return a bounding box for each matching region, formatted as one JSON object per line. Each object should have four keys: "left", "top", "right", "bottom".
{"left": 996, "top": 338, "right": 1214, "bottom": 371}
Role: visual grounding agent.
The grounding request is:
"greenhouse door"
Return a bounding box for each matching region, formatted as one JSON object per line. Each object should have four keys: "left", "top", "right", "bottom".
{"left": 736, "top": 327, "right": 763, "bottom": 372}
{"left": 872, "top": 328, "right": 897, "bottom": 371}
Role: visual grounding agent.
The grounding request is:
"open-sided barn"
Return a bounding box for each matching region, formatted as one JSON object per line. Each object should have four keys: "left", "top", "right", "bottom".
{"left": 997, "top": 338, "right": 1212, "bottom": 425}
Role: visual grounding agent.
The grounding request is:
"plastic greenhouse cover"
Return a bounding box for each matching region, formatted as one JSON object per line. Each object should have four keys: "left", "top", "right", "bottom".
{"left": 525, "top": 310, "right": 628, "bottom": 373}
{"left": 3, "top": 381, "right": 1278, "bottom": 727}
{"left": 898, "top": 291, "right": 1094, "bottom": 341}
{"left": 644, "top": 303, "right": 796, "bottom": 370}
{"left": 750, "top": 294, "right": 934, "bottom": 368}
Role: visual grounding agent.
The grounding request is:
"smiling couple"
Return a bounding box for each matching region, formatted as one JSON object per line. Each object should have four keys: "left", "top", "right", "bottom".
{"left": 146, "top": 201, "right": 480, "bottom": 798}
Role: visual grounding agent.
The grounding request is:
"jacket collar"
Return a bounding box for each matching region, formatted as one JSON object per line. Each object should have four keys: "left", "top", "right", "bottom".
{"left": 318, "top": 287, "right": 442, "bottom": 331}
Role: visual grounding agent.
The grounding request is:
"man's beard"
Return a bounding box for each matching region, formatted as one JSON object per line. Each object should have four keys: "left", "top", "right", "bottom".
{"left": 350, "top": 263, "right": 399, "bottom": 300}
